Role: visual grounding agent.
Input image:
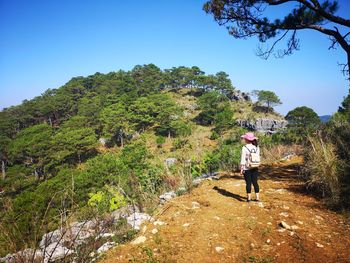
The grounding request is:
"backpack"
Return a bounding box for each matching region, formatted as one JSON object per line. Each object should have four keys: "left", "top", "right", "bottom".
{"left": 245, "top": 145, "right": 260, "bottom": 168}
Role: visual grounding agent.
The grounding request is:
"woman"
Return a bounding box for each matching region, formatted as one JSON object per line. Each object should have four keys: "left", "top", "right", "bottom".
{"left": 240, "top": 132, "right": 260, "bottom": 202}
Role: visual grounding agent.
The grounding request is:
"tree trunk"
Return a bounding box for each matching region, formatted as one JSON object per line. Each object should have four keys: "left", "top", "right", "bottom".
{"left": 120, "top": 135, "right": 124, "bottom": 148}
{"left": 1, "top": 160, "right": 5, "bottom": 180}
{"left": 48, "top": 117, "right": 53, "bottom": 127}
{"left": 346, "top": 50, "right": 350, "bottom": 80}
{"left": 78, "top": 152, "right": 81, "bottom": 164}
{"left": 34, "top": 168, "right": 39, "bottom": 180}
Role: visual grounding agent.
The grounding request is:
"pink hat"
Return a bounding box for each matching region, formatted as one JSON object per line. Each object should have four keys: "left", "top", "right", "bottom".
{"left": 240, "top": 132, "right": 257, "bottom": 141}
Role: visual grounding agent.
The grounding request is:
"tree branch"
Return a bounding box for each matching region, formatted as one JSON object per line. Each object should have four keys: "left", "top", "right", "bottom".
{"left": 257, "top": 30, "right": 290, "bottom": 59}
{"left": 296, "top": 0, "right": 350, "bottom": 27}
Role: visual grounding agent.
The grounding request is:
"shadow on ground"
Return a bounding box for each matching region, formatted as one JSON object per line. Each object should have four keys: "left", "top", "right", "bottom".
{"left": 213, "top": 186, "right": 246, "bottom": 202}
{"left": 259, "top": 164, "right": 303, "bottom": 181}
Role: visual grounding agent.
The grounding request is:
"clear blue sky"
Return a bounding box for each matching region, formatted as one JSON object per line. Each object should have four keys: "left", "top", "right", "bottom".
{"left": 0, "top": 0, "right": 349, "bottom": 115}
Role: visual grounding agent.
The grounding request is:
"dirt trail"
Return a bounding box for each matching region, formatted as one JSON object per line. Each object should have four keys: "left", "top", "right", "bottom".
{"left": 102, "top": 158, "right": 350, "bottom": 263}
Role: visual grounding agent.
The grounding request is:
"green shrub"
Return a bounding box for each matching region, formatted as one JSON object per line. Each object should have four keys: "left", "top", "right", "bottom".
{"left": 88, "top": 186, "right": 126, "bottom": 213}
{"left": 210, "top": 130, "right": 220, "bottom": 140}
{"left": 156, "top": 136, "right": 166, "bottom": 147}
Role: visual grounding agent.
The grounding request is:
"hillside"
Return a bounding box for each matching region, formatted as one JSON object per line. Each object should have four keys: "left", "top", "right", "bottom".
{"left": 102, "top": 158, "right": 350, "bottom": 263}
{"left": 0, "top": 64, "right": 285, "bottom": 257}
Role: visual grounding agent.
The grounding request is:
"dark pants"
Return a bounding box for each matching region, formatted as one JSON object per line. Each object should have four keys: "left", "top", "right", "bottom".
{"left": 243, "top": 168, "right": 259, "bottom": 194}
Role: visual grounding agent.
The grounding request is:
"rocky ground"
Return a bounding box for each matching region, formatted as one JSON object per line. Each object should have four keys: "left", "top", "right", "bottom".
{"left": 101, "top": 158, "right": 350, "bottom": 263}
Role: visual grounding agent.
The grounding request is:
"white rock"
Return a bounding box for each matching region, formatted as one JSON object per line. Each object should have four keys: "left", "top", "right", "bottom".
{"left": 277, "top": 243, "right": 281, "bottom": 246}
{"left": 2, "top": 249, "right": 43, "bottom": 263}
{"left": 131, "top": 236, "right": 147, "bottom": 245}
{"left": 165, "top": 158, "right": 177, "bottom": 167}
{"left": 267, "top": 222, "right": 272, "bottom": 225}
{"left": 215, "top": 247, "right": 224, "bottom": 253}
{"left": 159, "top": 191, "right": 177, "bottom": 204}
{"left": 280, "top": 221, "right": 292, "bottom": 230}
{"left": 191, "top": 201, "right": 200, "bottom": 209}
{"left": 214, "top": 216, "right": 221, "bottom": 220}
{"left": 153, "top": 220, "right": 165, "bottom": 226}
{"left": 282, "top": 205, "right": 290, "bottom": 210}
{"left": 39, "top": 229, "right": 62, "bottom": 248}
{"left": 266, "top": 239, "right": 271, "bottom": 244}
{"left": 151, "top": 228, "right": 158, "bottom": 234}
{"left": 279, "top": 212, "right": 289, "bottom": 217}
{"left": 316, "top": 242, "right": 324, "bottom": 248}
{"left": 192, "top": 178, "right": 203, "bottom": 186}
{"left": 70, "top": 220, "right": 96, "bottom": 230}
{"left": 42, "top": 242, "right": 73, "bottom": 263}
{"left": 126, "top": 212, "right": 152, "bottom": 230}
{"left": 183, "top": 223, "right": 190, "bottom": 227}
{"left": 97, "top": 242, "right": 116, "bottom": 254}
{"left": 111, "top": 205, "right": 140, "bottom": 221}
{"left": 257, "top": 202, "right": 264, "bottom": 208}
{"left": 141, "top": 226, "right": 147, "bottom": 234}
{"left": 297, "top": 221, "right": 304, "bottom": 225}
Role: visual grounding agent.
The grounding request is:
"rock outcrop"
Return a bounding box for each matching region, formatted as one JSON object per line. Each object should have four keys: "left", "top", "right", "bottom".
{"left": 0, "top": 205, "right": 143, "bottom": 263}
{"left": 159, "top": 191, "right": 177, "bottom": 204}
{"left": 126, "top": 212, "right": 153, "bottom": 230}
{"left": 237, "top": 118, "right": 288, "bottom": 133}
{"left": 225, "top": 90, "right": 251, "bottom": 101}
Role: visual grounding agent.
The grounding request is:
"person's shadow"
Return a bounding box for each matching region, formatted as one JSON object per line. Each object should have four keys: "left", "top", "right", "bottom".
{"left": 213, "top": 186, "right": 246, "bottom": 202}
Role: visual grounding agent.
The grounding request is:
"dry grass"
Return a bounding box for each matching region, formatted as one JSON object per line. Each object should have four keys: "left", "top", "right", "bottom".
{"left": 304, "top": 135, "right": 342, "bottom": 204}
{"left": 231, "top": 100, "right": 284, "bottom": 120}
{"left": 261, "top": 144, "right": 303, "bottom": 164}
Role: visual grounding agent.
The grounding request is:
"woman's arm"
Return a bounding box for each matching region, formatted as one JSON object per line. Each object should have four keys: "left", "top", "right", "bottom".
{"left": 240, "top": 146, "right": 246, "bottom": 175}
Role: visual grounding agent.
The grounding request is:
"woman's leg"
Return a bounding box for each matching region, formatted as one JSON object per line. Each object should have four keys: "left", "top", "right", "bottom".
{"left": 251, "top": 168, "right": 260, "bottom": 200}
{"left": 243, "top": 170, "right": 252, "bottom": 201}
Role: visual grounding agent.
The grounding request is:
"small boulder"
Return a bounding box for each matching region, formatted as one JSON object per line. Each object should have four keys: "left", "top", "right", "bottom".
{"left": 1, "top": 249, "right": 43, "bottom": 263}
{"left": 39, "top": 229, "right": 62, "bottom": 249}
{"left": 42, "top": 242, "right": 73, "bottom": 263}
{"left": 279, "top": 212, "right": 289, "bottom": 217}
{"left": 111, "top": 205, "right": 140, "bottom": 221}
{"left": 164, "top": 158, "right": 177, "bottom": 167}
{"left": 131, "top": 236, "right": 147, "bottom": 245}
{"left": 159, "top": 191, "right": 176, "bottom": 204}
{"left": 215, "top": 247, "right": 224, "bottom": 253}
{"left": 316, "top": 242, "right": 324, "bottom": 248}
{"left": 97, "top": 242, "right": 116, "bottom": 254}
{"left": 127, "top": 212, "right": 152, "bottom": 230}
{"left": 191, "top": 201, "right": 200, "bottom": 209}
{"left": 192, "top": 178, "right": 203, "bottom": 186}
{"left": 280, "top": 221, "right": 292, "bottom": 230}
{"left": 153, "top": 220, "right": 165, "bottom": 226}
